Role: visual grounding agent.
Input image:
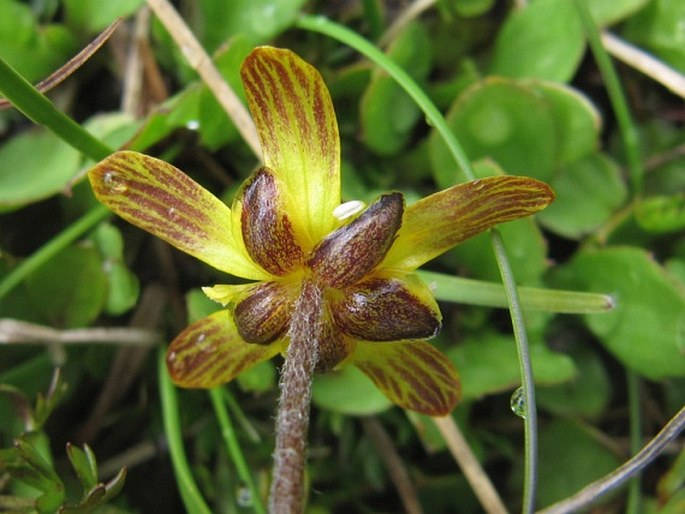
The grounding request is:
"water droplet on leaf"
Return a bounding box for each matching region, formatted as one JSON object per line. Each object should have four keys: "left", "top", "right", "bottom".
{"left": 236, "top": 485, "right": 252, "bottom": 507}
{"left": 510, "top": 386, "right": 526, "bottom": 419}
{"left": 103, "top": 171, "right": 128, "bottom": 193}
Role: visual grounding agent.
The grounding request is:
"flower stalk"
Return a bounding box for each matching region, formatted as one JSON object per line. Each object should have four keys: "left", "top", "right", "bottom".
{"left": 270, "top": 280, "right": 322, "bottom": 513}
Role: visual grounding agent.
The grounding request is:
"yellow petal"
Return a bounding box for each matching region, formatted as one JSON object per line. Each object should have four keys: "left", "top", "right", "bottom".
{"left": 166, "top": 310, "right": 282, "bottom": 388}
{"left": 241, "top": 47, "right": 341, "bottom": 243}
{"left": 382, "top": 176, "right": 555, "bottom": 270}
{"left": 354, "top": 341, "right": 460, "bottom": 416}
{"left": 89, "top": 151, "right": 270, "bottom": 280}
{"left": 202, "top": 284, "right": 253, "bottom": 306}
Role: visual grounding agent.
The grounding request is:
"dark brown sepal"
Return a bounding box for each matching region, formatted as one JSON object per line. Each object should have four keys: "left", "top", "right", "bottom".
{"left": 234, "top": 281, "right": 296, "bottom": 344}
{"left": 333, "top": 277, "right": 441, "bottom": 341}
{"left": 240, "top": 168, "right": 304, "bottom": 276}
{"left": 307, "top": 193, "right": 404, "bottom": 287}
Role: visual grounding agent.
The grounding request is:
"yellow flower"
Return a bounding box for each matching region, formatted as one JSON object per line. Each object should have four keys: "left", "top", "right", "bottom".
{"left": 88, "top": 47, "right": 554, "bottom": 416}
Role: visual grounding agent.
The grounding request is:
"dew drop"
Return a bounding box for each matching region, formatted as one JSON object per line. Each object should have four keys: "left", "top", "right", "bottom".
{"left": 186, "top": 119, "right": 200, "bottom": 131}
{"left": 510, "top": 386, "right": 527, "bottom": 419}
{"left": 102, "top": 170, "right": 128, "bottom": 193}
{"left": 167, "top": 351, "right": 177, "bottom": 362}
{"left": 167, "top": 207, "right": 178, "bottom": 220}
{"left": 236, "top": 485, "right": 252, "bottom": 507}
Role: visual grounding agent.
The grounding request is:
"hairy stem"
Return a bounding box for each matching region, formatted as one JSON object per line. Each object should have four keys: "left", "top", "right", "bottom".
{"left": 269, "top": 280, "right": 322, "bottom": 513}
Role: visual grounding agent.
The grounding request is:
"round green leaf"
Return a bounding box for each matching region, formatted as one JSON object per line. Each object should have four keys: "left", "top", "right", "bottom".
{"left": 361, "top": 22, "right": 431, "bottom": 156}
{"left": 534, "top": 419, "right": 620, "bottom": 507}
{"left": 429, "top": 78, "right": 557, "bottom": 187}
{"left": 636, "top": 194, "right": 685, "bottom": 234}
{"left": 555, "top": 247, "right": 685, "bottom": 379}
{"left": 527, "top": 81, "right": 602, "bottom": 165}
{"left": 536, "top": 345, "right": 612, "bottom": 419}
{"left": 539, "top": 153, "right": 628, "bottom": 238}
{"left": 64, "top": 0, "right": 144, "bottom": 32}
{"left": 489, "top": 0, "right": 585, "bottom": 82}
{"left": 0, "top": 129, "right": 80, "bottom": 212}
{"left": 312, "top": 365, "right": 393, "bottom": 416}
{"left": 581, "top": 0, "right": 650, "bottom": 26}
{"left": 448, "top": 332, "right": 576, "bottom": 401}
{"left": 25, "top": 244, "right": 108, "bottom": 328}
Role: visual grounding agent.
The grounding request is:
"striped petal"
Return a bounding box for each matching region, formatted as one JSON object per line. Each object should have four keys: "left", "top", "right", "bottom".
{"left": 241, "top": 47, "right": 341, "bottom": 243}
{"left": 236, "top": 168, "right": 306, "bottom": 275}
{"left": 382, "top": 176, "right": 555, "bottom": 271}
{"left": 332, "top": 274, "right": 441, "bottom": 341}
{"left": 308, "top": 193, "right": 404, "bottom": 287}
{"left": 233, "top": 280, "right": 299, "bottom": 344}
{"left": 166, "top": 310, "right": 282, "bottom": 388}
{"left": 354, "top": 341, "right": 460, "bottom": 416}
{"left": 89, "top": 151, "right": 269, "bottom": 280}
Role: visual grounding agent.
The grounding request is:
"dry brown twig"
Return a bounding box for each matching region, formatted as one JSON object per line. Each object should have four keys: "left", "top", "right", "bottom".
{"left": 144, "top": 0, "right": 261, "bottom": 156}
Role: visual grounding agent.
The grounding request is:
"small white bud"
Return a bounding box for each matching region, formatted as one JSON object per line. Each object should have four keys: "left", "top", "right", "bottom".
{"left": 333, "top": 200, "right": 365, "bottom": 221}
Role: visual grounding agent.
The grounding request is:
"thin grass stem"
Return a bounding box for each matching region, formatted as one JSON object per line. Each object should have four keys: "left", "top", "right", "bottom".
{"left": 0, "top": 56, "right": 111, "bottom": 161}
{"left": 296, "top": 15, "right": 539, "bottom": 513}
{"left": 491, "top": 230, "right": 538, "bottom": 514}
{"left": 0, "top": 205, "right": 111, "bottom": 301}
{"left": 158, "top": 348, "right": 212, "bottom": 514}
{"left": 573, "top": 0, "right": 643, "bottom": 195}
{"left": 209, "top": 388, "right": 267, "bottom": 514}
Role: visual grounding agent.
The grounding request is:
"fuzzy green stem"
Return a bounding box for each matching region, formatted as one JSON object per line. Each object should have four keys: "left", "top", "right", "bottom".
{"left": 269, "top": 280, "right": 322, "bottom": 514}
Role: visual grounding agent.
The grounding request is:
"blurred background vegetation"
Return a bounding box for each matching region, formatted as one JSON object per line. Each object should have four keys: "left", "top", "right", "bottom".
{"left": 0, "top": 0, "right": 684, "bottom": 512}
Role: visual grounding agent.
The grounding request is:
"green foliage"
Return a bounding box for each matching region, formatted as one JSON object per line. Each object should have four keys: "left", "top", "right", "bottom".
{"left": 0, "top": 0, "right": 683, "bottom": 512}
{"left": 0, "top": 372, "right": 126, "bottom": 512}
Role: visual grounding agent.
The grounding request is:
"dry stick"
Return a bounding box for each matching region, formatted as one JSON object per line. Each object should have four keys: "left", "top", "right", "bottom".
{"left": 433, "top": 416, "right": 509, "bottom": 514}
{"left": 601, "top": 31, "right": 685, "bottom": 100}
{"left": 0, "top": 19, "right": 122, "bottom": 109}
{"left": 379, "top": 0, "right": 435, "bottom": 47}
{"left": 362, "top": 417, "right": 424, "bottom": 514}
{"left": 0, "top": 318, "right": 159, "bottom": 346}
{"left": 269, "top": 280, "right": 322, "bottom": 514}
{"left": 538, "top": 405, "right": 685, "bottom": 514}
{"left": 145, "top": 0, "right": 261, "bottom": 157}
{"left": 121, "top": 6, "right": 150, "bottom": 116}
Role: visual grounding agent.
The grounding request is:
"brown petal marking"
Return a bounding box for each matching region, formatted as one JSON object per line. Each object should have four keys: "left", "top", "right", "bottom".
{"left": 354, "top": 341, "right": 460, "bottom": 416}
{"left": 308, "top": 193, "right": 404, "bottom": 287}
{"left": 315, "top": 308, "right": 356, "bottom": 373}
{"left": 241, "top": 168, "right": 305, "bottom": 276}
{"left": 333, "top": 277, "right": 441, "bottom": 341}
{"left": 234, "top": 281, "right": 296, "bottom": 344}
{"left": 166, "top": 311, "right": 281, "bottom": 388}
